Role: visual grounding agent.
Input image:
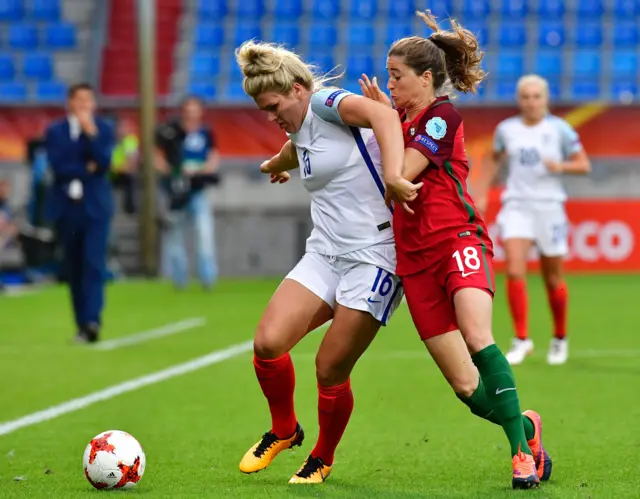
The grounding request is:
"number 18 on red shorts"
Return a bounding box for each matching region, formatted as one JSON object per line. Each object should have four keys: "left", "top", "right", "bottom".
{"left": 401, "top": 241, "right": 495, "bottom": 341}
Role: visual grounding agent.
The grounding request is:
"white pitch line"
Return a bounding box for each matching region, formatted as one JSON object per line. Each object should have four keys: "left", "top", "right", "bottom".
{"left": 92, "top": 317, "right": 207, "bottom": 351}
{"left": 0, "top": 340, "right": 254, "bottom": 437}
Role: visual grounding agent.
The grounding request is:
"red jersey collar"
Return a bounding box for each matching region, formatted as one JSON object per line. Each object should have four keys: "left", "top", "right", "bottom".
{"left": 400, "top": 95, "right": 451, "bottom": 124}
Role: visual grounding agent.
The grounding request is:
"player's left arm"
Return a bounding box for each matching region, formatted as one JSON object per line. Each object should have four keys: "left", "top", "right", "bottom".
{"left": 402, "top": 148, "right": 430, "bottom": 182}
{"left": 546, "top": 119, "right": 591, "bottom": 175}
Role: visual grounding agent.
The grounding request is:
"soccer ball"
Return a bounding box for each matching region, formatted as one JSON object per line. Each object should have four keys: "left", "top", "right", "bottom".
{"left": 82, "top": 430, "right": 146, "bottom": 490}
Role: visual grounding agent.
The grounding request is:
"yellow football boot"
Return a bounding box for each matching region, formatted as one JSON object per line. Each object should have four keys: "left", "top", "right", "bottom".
{"left": 239, "top": 423, "right": 304, "bottom": 474}
{"left": 288, "top": 455, "right": 332, "bottom": 484}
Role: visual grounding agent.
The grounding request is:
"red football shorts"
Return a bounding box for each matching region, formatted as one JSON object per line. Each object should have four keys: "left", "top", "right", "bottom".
{"left": 402, "top": 241, "right": 495, "bottom": 341}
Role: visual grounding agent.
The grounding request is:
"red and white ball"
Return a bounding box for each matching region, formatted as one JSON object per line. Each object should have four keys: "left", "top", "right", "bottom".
{"left": 82, "top": 430, "right": 146, "bottom": 489}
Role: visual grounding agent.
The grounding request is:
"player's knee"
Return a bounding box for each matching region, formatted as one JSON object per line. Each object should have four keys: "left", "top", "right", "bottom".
{"left": 543, "top": 271, "right": 563, "bottom": 289}
{"left": 253, "top": 323, "right": 289, "bottom": 360}
{"left": 315, "top": 353, "right": 350, "bottom": 387}
{"left": 463, "top": 328, "right": 494, "bottom": 355}
{"left": 506, "top": 269, "right": 526, "bottom": 281}
{"left": 451, "top": 379, "right": 477, "bottom": 398}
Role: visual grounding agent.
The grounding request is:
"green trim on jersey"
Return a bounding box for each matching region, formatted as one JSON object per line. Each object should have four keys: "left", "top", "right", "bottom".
{"left": 476, "top": 225, "right": 494, "bottom": 293}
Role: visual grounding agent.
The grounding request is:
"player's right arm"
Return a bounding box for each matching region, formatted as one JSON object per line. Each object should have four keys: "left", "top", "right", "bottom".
{"left": 473, "top": 123, "right": 507, "bottom": 214}
{"left": 260, "top": 140, "right": 299, "bottom": 174}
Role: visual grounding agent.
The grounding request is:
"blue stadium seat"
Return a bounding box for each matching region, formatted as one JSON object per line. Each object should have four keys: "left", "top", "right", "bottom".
{"left": 546, "top": 79, "right": 562, "bottom": 100}
{"left": 611, "top": 81, "right": 638, "bottom": 101}
{"left": 188, "top": 82, "right": 217, "bottom": 101}
{"left": 270, "top": 23, "right": 300, "bottom": 47}
{"left": 346, "top": 52, "right": 374, "bottom": 79}
{"left": 45, "top": 23, "right": 77, "bottom": 49}
{"left": 349, "top": 0, "right": 377, "bottom": 19}
{"left": 0, "top": 0, "right": 23, "bottom": 21}
{"left": 456, "top": 84, "right": 486, "bottom": 103}
{"left": 273, "top": 0, "right": 303, "bottom": 19}
{"left": 498, "top": 23, "right": 527, "bottom": 47}
{"left": 195, "top": 24, "right": 225, "bottom": 48}
{"left": 461, "top": 0, "right": 490, "bottom": 17}
{"left": 495, "top": 80, "right": 518, "bottom": 101}
{"left": 347, "top": 22, "right": 375, "bottom": 47}
{"left": 613, "top": 21, "right": 639, "bottom": 47}
{"left": 313, "top": 0, "right": 340, "bottom": 19}
{"left": 494, "top": 52, "right": 525, "bottom": 79}
{"left": 426, "top": 0, "right": 452, "bottom": 18}
{"left": 572, "top": 50, "right": 601, "bottom": 78}
{"left": 308, "top": 22, "right": 337, "bottom": 48}
{"left": 224, "top": 80, "right": 251, "bottom": 101}
{"left": 571, "top": 80, "right": 600, "bottom": 100}
{"left": 234, "top": 22, "right": 261, "bottom": 46}
{"left": 9, "top": 24, "right": 38, "bottom": 50}
{"left": 229, "top": 54, "right": 244, "bottom": 79}
{"left": 577, "top": 0, "right": 603, "bottom": 18}
{"left": 35, "top": 81, "right": 66, "bottom": 102}
{"left": 500, "top": 0, "right": 527, "bottom": 18}
{"left": 0, "top": 54, "right": 15, "bottom": 80}
{"left": 575, "top": 21, "right": 602, "bottom": 47}
{"left": 388, "top": 0, "right": 414, "bottom": 19}
{"left": 189, "top": 54, "right": 220, "bottom": 78}
{"left": 464, "top": 21, "right": 489, "bottom": 45}
{"left": 534, "top": 51, "right": 562, "bottom": 77}
{"left": 538, "top": 0, "right": 565, "bottom": 18}
{"left": 614, "top": 0, "right": 640, "bottom": 17}
{"left": 384, "top": 21, "right": 412, "bottom": 46}
{"left": 0, "top": 81, "right": 27, "bottom": 101}
{"left": 307, "top": 53, "right": 336, "bottom": 74}
{"left": 611, "top": 51, "right": 638, "bottom": 78}
{"left": 342, "top": 79, "right": 363, "bottom": 94}
{"left": 197, "top": 0, "right": 227, "bottom": 20}
{"left": 539, "top": 22, "right": 565, "bottom": 47}
{"left": 23, "top": 53, "right": 53, "bottom": 80}
{"left": 236, "top": 0, "right": 264, "bottom": 18}
{"left": 30, "top": 0, "right": 60, "bottom": 21}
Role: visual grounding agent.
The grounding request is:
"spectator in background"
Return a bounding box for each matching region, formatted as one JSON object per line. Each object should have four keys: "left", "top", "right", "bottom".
{"left": 110, "top": 117, "right": 139, "bottom": 214}
{"left": 45, "top": 83, "right": 115, "bottom": 343}
{"left": 0, "top": 179, "right": 18, "bottom": 250}
{"left": 26, "top": 124, "right": 50, "bottom": 228}
{"left": 155, "top": 96, "right": 220, "bottom": 290}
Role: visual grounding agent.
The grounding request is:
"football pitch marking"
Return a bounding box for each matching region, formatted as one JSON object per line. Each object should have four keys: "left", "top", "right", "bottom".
{"left": 92, "top": 317, "right": 207, "bottom": 351}
{"left": 0, "top": 340, "right": 254, "bottom": 437}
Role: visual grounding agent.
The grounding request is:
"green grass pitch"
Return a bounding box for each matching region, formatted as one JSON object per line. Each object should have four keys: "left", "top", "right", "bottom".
{"left": 0, "top": 274, "right": 639, "bottom": 498}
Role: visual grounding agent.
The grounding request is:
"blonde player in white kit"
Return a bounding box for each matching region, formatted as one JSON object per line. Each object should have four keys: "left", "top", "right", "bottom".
{"left": 234, "top": 41, "right": 420, "bottom": 484}
{"left": 476, "top": 75, "right": 590, "bottom": 366}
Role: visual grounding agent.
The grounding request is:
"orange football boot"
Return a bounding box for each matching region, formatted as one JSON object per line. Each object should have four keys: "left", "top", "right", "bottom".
{"left": 239, "top": 423, "right": 304, "bottom": 474}
{"left": 289, "top": 455, "right": 332, "bottom": 484}
{"left": 512, "top": 449, "right": 540, "bottom": 489}
{"left": 523, "top": 410, "right": 552, "bottom": 481}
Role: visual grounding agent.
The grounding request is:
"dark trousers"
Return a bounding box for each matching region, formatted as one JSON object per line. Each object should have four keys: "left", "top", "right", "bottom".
{"left": 57, "top": 208, "right": 110, "bottom": 328}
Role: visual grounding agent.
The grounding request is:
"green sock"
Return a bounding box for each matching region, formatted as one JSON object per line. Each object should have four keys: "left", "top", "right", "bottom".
{"left": 472, "top": 344, "right": 532, "bottom": 457}
{"left": 458, "top": 379, "right": 536, "bottom": 441}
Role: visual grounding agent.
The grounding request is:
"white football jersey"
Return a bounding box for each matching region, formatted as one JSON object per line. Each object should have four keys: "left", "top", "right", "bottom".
{"left": 287, "top": 88, "right": 395, "bottom": 258}
{"left": 494, "top": 115, "right": 583, "bottom": 203}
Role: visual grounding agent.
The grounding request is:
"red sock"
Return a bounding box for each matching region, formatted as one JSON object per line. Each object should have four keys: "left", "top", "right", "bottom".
{"left": 253, "top": 353, "right": 297, "bottom": 439}
{"left": 311, "top": 380, "right": 354, "bottom": 466}
{"left": 547, "top": 282, "right": 568, "bottom": 339}
{"left": 507, "top": 278, "right": 528, "bottom": 340}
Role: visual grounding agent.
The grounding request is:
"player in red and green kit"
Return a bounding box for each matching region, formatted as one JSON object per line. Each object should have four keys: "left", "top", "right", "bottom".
{"left": 360, "top": 11, "right": 552, "bottom": 490}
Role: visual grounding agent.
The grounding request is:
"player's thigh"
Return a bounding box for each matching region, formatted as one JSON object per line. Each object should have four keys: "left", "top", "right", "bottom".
{"left": 424, "top": 330, "right": 480, "bottom": 398}
{"left": 498, "top": 203, "right": 535, "bottom": 279}
{"left": 315, "top": 303, "right": 381, "bottom": 386}
{"left": 535, "top": 204, "right": 569, "bottom": 259}
{"left": 255, "top": 254, "right": 336, "bottom": 359}
{"left": 452, "top": 287, "right": 495, "bottom": 355}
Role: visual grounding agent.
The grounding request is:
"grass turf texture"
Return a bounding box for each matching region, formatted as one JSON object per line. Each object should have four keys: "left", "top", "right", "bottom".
{"left": 0, "top": 275, "right": 638, "bottom": 498}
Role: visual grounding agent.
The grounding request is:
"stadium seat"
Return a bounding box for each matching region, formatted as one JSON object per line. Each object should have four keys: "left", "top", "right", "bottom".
{"left": 195, "top": 24, "right": 225, "bottom": 48}
{"left": 45, "top": 23, "right": 77, "bottom": 49}
{"left": 611, "top": 51, "right": 638, "bottom": 78}
{"left": 236, "top": 0, "right": 264, "bottom": 18}
{"left": 537, "top": 0, "right": 565, "bottom": 18}
{"left": 427, "top": 0, "right": 453, "bottom": 18}
{"left": 384, "top": 21, "right": 412, "bottom": 47}
{"left": 189, "top": 54, "right": 220, "bottom": 78}
{"left": 0, "top": 0, "right": 23, "bottom": 21}
{"left": 495, "top": 80, "right": 518, "bottom": 101}
{"left": 347, "top": 22, "right": 375, "bottom": 47}
{"left": 464, "top": 21, "right": 489, "bottom": 45}
{"left": 270, "top": 23, "right": 300, "bottom": 48}
{"left": 571, "top": 80, "right": 600, "bottom": 100}
{"left": 611, "top": 81, "right": 638, "bottom": 101}
{"left": 387, "top": 0, "right": 414, "bottom": 19}
{"left": 539, "top": 22, "right": 565, "bottom": 47}
{"left": 614, "top": 0, "right": 640, "bottom": 17}
{"left": 30, "top": 0, "right": 60, "bottom": 21}
{"left": 498, "top": 23, "right": 527, "bottom": 47}
{"left": 534, "top": 51, "right": 562, "bottom": 77}
{"left": 546, "top": 79, "right": 562, "bottom": 100}
{"left": 494, "top": 52, "right": 525, "bottom": 79}
{"left": 342, "top": 79, "right": 363, "bottom": 94}
{"left": 197, "top": 0, "right": 227, "bottom": 20}
{"left": 461, "top": 0, "right": 490, "bottom": 17}
{"left": 234, "top": 22, "right": 261, "bottom": 46}
{"left": 500, "top": 0, "right": 527, "bottom": 18}
{"left": 308, "top": 22, "right": 338, "bottom": 48}
{"left": 188, "top": 82, "right": 217, "bottom": 101}
{"left": 307, "top": 53, "right": 336, "bottom": 74}
{"left": 346, "top": 52, "right": 374, "bottom": 79}
{"left": 613, "top": 22, "right": 639, "bottom": 47}
{"left": 273, "top": 0, "right": 303, "bottom": 19}
{"left": 9, "top": 24, "right": 38, "bottom": 50}
{"left": 576, "top": 0, "right": 603, "bottom": 18}
{"left": 35, "top": 80, "right": 66, "bottom": 102}
{"left": 313, "top": 0, "right": 340, "bottom": 19}
{"left": 0, "top": 81, "right": 27, "bottom": 101}
{"left": 0, "top": 54, "right": 16, "bottom": 80}
{"left": 224, "top": 80, "right": 251, "bottom": 101}
{"left": 572, "top": 50, "right": 601, "bottom": 78}
{"left": 575, "top": 22, "right": 603, "bottom": 47}
{"left": 349, "top": 0, "right": 377, "bottom": 19}
{"left": 23, "top": 53, "right": 53, "bottom": 80}
{"left": 229, "top": 54, "right": 244, "bottom": 79}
